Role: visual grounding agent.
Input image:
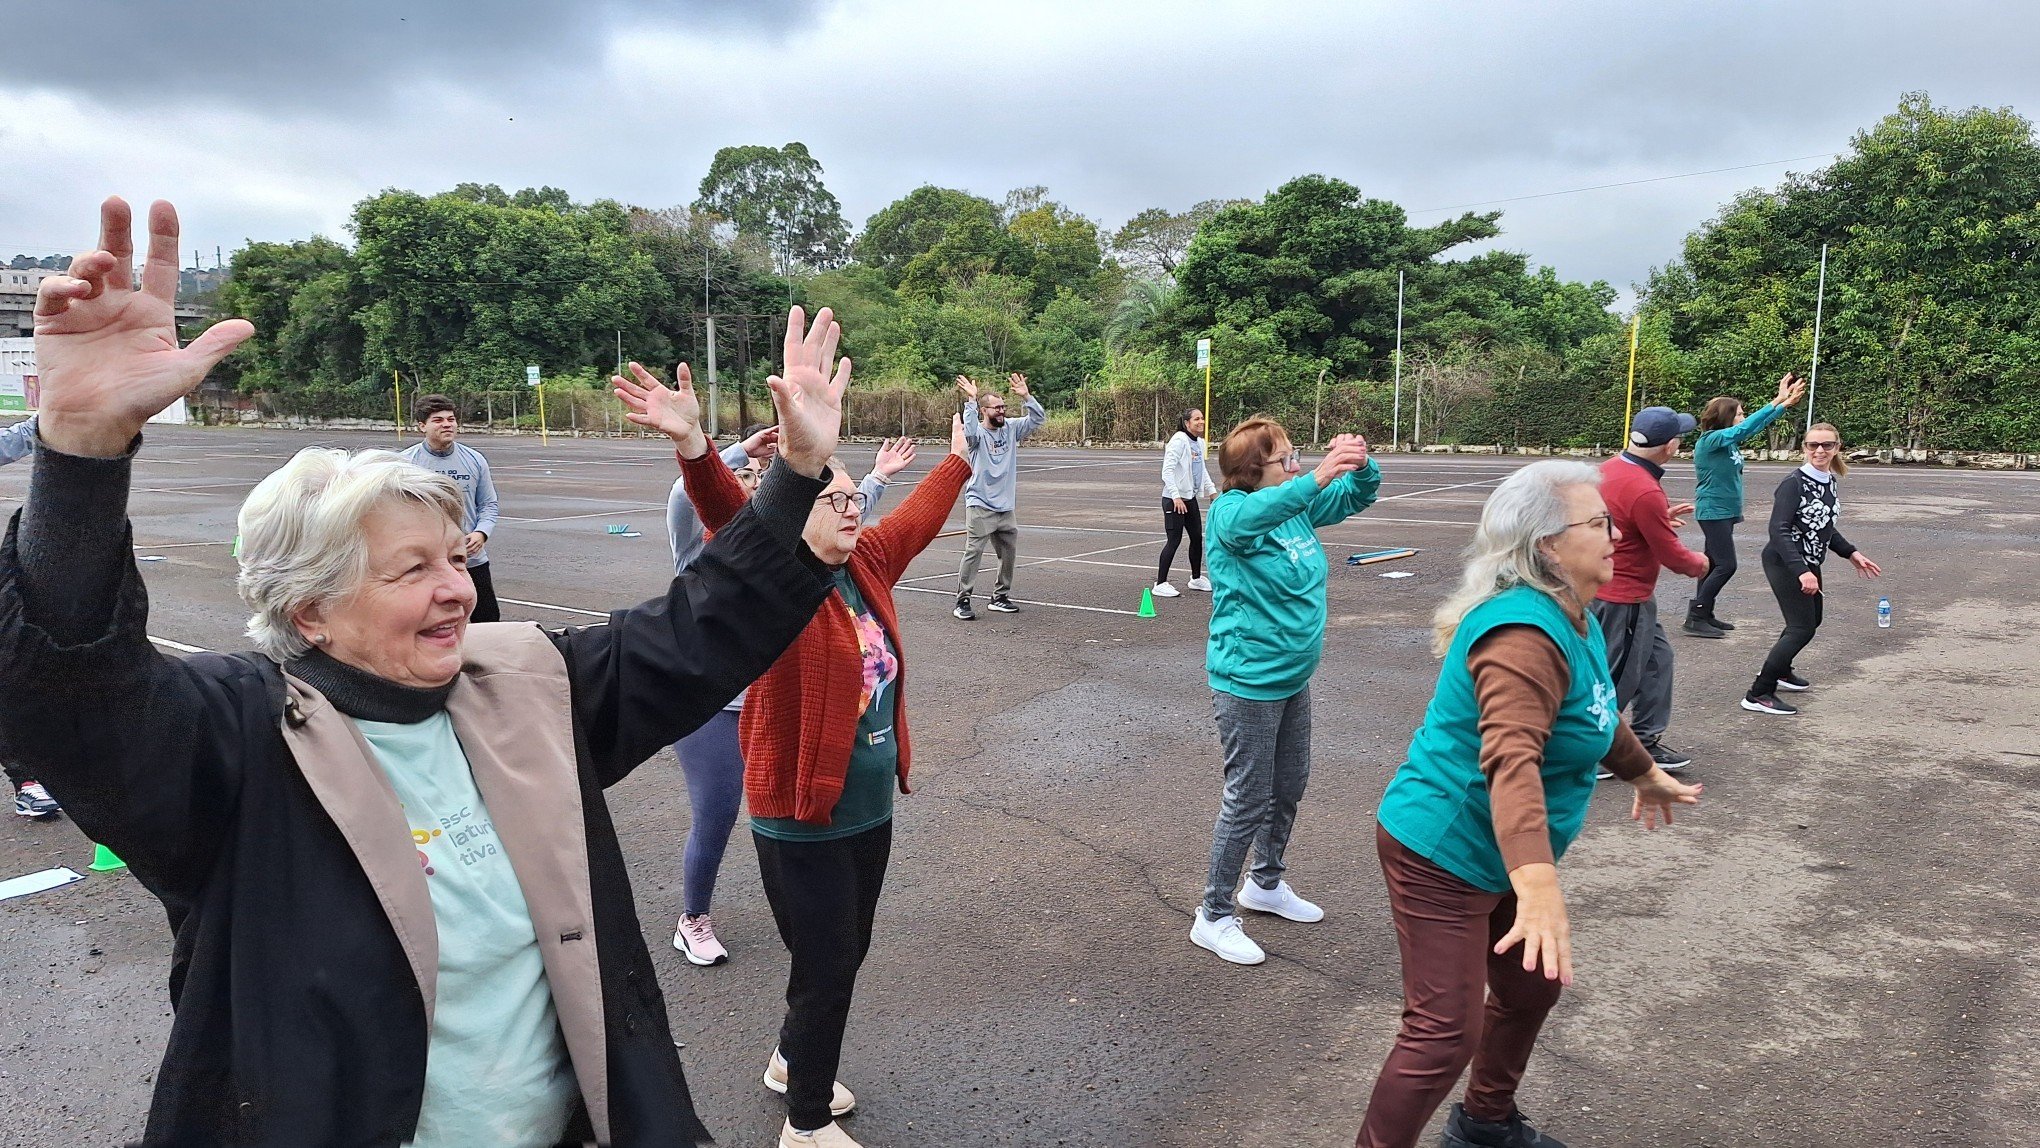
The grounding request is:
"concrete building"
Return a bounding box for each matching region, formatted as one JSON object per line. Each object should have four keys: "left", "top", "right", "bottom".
{"left": 0, "top": 266, "right": 212, "bottom": 338}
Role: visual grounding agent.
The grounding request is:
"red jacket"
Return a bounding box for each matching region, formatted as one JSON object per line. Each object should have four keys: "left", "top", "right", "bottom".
{"left": 1596, "top": 453, "right": 1709, "bottom": 604}
{"left": 685, "top": 449, "right": 972, "bottom": 823}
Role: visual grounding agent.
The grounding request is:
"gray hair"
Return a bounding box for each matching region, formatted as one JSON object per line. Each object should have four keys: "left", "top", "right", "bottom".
{"left": 1431, "top": 460, "right": 1601, "bottom": 656}
{"left": 237, "top": 448, "right": 467, "bottom": 662}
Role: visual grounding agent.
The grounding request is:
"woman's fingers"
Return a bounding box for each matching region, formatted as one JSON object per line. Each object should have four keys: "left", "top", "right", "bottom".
{"left": 141, "top": 200, "right": 183, "bottom": 303}
{"left": 626, "top": 361, "right": 662, "bottom": 390}
{"left": 97, "top": 196, "right": 136, "bottom": 293}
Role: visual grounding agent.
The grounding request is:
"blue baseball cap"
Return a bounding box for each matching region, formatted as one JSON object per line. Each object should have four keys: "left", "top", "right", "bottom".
{"left": 1629, "top": 406, "right": 1698, "bottom": 448}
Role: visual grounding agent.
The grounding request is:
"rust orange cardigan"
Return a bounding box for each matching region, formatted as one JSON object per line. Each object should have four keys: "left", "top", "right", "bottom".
{"left": 683, "top": 449, "right": 972, "bottom": 824}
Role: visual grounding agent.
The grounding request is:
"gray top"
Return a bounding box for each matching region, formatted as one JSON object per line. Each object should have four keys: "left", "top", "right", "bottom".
{"left": 398, "top": 441, "right": 500, "bottom": 566}
{"left": 0, "top": 416, "right": 38, "bottom": 467}
{"left": 960, "top": 397, "right": 1046, "bottom": 513}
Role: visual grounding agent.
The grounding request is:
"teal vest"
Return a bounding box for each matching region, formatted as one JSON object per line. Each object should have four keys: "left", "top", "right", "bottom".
{"left": 1377, "top": 586, "right": 1619, "bottom": 892}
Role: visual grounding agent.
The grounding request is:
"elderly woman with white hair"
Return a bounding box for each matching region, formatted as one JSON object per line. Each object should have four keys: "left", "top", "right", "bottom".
{"left": 1356, "top": 461, "right": 1704, "bottom": 1148}
{"left": 0, "top": 198, "right": 852, "bottom": 1147}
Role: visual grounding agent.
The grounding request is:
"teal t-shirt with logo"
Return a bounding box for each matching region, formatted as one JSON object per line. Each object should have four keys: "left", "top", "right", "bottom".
{"left": 1693, "top": 400, "right": 1785, "bottom": 522}
{"left": 752, "top": 568, "right": 900, "bottom": 841}
{"left": 1376, "top": 586, "right": 1619, "bottom": 893}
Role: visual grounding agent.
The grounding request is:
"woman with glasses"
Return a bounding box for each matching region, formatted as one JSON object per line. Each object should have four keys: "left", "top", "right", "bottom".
{"left": 620, "top": 366, "right": 972, "bottom": 1148}
{"left": 1189, "top": 418, "right": 1381, "bottom": 965}
{"left": 1685, "top": 373, "right": 1807, "bottom": 636}
{"left": 1740, "top": 423, "right": 1882, "bottom": 716}
{"left": 1358, "top": 461, "right": 1702, "bottom": 1148}
{"left": 656, "top": 415, "right": 917, "bottom": 966}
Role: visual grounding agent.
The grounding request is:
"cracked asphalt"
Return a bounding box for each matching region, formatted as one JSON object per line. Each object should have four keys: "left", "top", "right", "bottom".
{"left": 2, "top": 425, "right": 2036, "bottom": 1146}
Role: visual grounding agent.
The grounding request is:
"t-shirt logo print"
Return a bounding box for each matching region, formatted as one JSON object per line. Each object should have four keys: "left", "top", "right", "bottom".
{"left": 1587, "top": 681, "right": 1617, "bottom": 733}
{"left": 1276, "top": 531, "right": 1319, "bottom": 566}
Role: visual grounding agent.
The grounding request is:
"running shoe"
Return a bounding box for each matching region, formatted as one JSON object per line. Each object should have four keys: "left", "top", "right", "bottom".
{"left": 1186, "top": 576, "right": 1213, "bottom": 592}
{"left": 1776, "top": 671, "right": 1810, "bottom": 691}
{"left": 1190, "top": 909, "right": 1265, "bottom": 965}
{"left": 1441, "top": 1102, "right": 1569, "bottom": 1147}
{"left": 12, "top": 781, "right": 59, "bottom": 819}
{"left": 1236, "top": 879, "right": 1324, "bottom": 923}
{"left": 764, "top": 1048, "right": 856, "bottom": 1116}
{"left": 779, "top": 1121, "right": 862, "bottom": 1147}
{"left": 952, "top": 595, "right": 977, "bottom": 621}
{"left": 1152, "top": 582, "right": 1181, "bottom": 598}
{"left": 986, "top": 596, "right": 1021, "bottom": 613}
{"left": 1644, "top": 741, "right": 1692, "bottom": 771}
{"left": 1741, "top": 693, "right": 1798, "bottom": 715}
{"left": 672, "top": 913, "right": 728, "bottom": 966}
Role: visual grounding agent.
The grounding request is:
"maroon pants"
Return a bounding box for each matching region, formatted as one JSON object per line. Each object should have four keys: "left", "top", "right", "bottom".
{"left": 1356, "top": 824, "right": 1563, "bottom": 1148}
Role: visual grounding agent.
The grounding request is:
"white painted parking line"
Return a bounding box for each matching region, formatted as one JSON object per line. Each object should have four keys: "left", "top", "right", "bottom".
{"left": 149, "top": 636, "right": 207, "bottom": 654}
{"left": 498, "top": 596, "right": 612, "bottom": 619}
{"left": 497, "top": 506, "right": 668, "bottom": 523}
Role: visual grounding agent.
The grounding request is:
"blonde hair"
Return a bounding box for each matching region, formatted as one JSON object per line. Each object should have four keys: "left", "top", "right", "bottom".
{"left": 1432, "top": 460, "right": 1601, "bottom": 656}
{"left": 1807, "top": 422, "right": 1848, "bottom": 476}
{"left": 237, "top": 448, "right": 467, "bottom": 661}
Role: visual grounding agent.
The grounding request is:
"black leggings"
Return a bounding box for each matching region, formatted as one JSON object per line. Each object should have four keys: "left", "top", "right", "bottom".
{"left": 1158, "top": 497, "right": 1204, "bottom": 583}
{"left": 468, "top": 561, "right": 501, "bottom": 623}
{"left": 1753, "top": 547, "right": 1823, "bottom": 696}
{"left": 1694, "top": 518, "right": 1739, "bottom": 611}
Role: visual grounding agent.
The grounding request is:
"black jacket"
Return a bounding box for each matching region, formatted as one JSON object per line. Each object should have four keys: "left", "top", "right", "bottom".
{"left": 0, "top": 448, "right": 833, "bottom": 1147}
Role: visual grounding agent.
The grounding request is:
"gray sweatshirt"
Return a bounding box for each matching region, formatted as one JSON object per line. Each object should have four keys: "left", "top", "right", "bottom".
{"left": 960, "top": 397, "right": 1046, "bottom": 513}
{"left": 0, "top": 416, "right": 39, "bottom": 467}
{"left": 398, "top": 441, "right": 500, "bottom": 566}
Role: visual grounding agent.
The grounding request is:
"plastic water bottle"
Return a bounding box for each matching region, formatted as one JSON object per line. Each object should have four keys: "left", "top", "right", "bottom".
{"left": 1877, "top": 597, "right": 1892, "bottom": 628}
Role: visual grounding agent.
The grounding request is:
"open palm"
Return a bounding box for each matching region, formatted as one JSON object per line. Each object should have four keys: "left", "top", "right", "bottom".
{"left": 768, "top": 306, "right": 848, "bottom": 477}
{"left": 611, "top": 361, "right": 705, "bottom": 453}
{"left": 36, "top": 198, "right": 252, "bottom": 456}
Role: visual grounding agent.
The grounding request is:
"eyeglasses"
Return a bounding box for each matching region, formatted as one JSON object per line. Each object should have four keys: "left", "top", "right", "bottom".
{"left": 816, "top": 490, "right": 870, "bottom": 514}
{"left": 1804, "top": 440, "right": 1839, "bottom": 451}
{"left": 733, "top": 467, "right": 763, "bottom": 486}
{"left": 1564, "top": 514, "right": 1616, "bottom": 537}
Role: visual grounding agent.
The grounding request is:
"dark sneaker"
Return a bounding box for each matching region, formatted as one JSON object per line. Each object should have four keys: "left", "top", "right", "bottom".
{"left": 1710, "top": 616, "right": 1737, "bottom": 631}
{"left": 1440, "top": 1102, "right": 1569, "bottom": 1147}
{"left": 1681, "top": 615, "right": 1726, "bottom": 638}
{"left": 13, "top": 780, "right": 60, "bottom": 819}
{"left": 1741, "top": 692, "right": 1798, "bottom": 715}
{"left": 1776, "top": 671, "right": 1810, "bottom": 692}
{"left": 952, "top": 597, "right": 977, "bottom": 621}
{"left": 1644, "top": 741, "right": 1692, "bottom": 771}
{"left": 986, "top": 596, "right": 1021, "bottom": 613}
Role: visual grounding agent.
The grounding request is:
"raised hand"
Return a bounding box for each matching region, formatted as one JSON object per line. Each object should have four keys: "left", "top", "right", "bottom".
{"left": 949, "top": 413, "right": 968, "bottom": 458}
{"left": 1008, "top": 372, "right": 1030, "bottom": 400}
{"left": 740, "top": 424, "right": 781, "bottom": 460}
{"left": 1329, "top": 431, "right": 1369, "bottom": 469}
{"left": 769, "top": 306, "right": 848, "bottom": 478}
{"left": 611, "top": 361, "right": 708, "bottom": 458}
{"left": 1777, "top": 373, "right": 1809, "bottom": 409}
{"left": 1312, "top": 438, "right": 1367, "bottom": 489}
{"left": 35, "top": 197, "right": 254, "bottom": 457}
{"left": 954, "top": 375, "right": 979, "bottom": 402}
{"left": 872, "top": 437, "right": 917, "bottom": 480}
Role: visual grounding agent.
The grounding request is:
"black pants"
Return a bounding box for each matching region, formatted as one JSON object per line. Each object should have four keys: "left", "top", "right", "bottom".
{"left": 1753, "top": 547, "right": 1822, "bottom": 696}
{"left": 754, "top": 821, "right": 893, "bottom": 1131}
{"left": 1693, "top": 518, "right": 1739, "bottom": 612}
{"left": 467, "top": 561, "right": 501, "bottom": 623}
{"left": 4, "top": 761, "right": 30, "bottom": 790}
{"left": 1158, "top": 497, "right": 1204, "bottom": 583}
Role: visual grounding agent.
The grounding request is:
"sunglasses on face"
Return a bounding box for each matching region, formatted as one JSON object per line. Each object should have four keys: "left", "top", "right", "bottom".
{"left": 1564, "top": 513, "right": 1616, "bottom": 538}
{"left": 1804, "top": 440, "right": 1840, "bottom": 451}
{"left": 816, "top": 490, "right": 870, "bottom": 515}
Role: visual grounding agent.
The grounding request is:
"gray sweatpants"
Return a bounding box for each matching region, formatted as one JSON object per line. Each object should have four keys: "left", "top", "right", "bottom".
{"left": 1590, "top": 597, "right": 1673, "bottom": 744}
{"left": 957, "top": 505, "right": 1018, "bottom": 599}
{"left": 1202, "top": 686, "right": 1313, "bottom": 918}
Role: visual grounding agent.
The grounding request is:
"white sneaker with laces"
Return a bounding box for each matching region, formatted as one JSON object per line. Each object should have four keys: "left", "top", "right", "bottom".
{"left": 764, "top": 1048, "right": 856, "bottom": 1116}
{"left": 1186, "top": 575, "right": 1213, "bottom": 592}
{"left": 1236, "top": 879, "right": 1325, "bottom": 923}
{"left": 779, "top": 1119, "right": 863, "bottom": 1147}
{"left": 1190, "top": 908, "right": 1266, "bottom": 965}
{"left": 672, "top": 913, "right": 728, "bottom": 966}
{"left": 1152, "top": 582, "right": 1181, "bottom": 598}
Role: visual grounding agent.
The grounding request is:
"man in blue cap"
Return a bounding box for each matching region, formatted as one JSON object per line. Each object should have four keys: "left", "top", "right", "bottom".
{"left": 1591, "top": 406, "right": 1711, "bottom": 774}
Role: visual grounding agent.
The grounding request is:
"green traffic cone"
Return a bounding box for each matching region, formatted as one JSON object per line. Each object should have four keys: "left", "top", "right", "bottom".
{"left": 88, "top": 843, "right": 126, "bottom": 873}
{"left": 1138, "top": 586, "right": 1156, "bottom": 618}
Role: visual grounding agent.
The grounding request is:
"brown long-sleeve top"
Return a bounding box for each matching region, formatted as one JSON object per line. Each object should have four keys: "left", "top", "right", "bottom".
{"left": 1470, "top": 622, "right": 1656, "bottom": 872}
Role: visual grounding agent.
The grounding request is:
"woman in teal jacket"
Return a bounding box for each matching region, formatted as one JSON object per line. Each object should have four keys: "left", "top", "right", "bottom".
{"left": 1684, "top": 373, "right": 1806, "bottom": 636}
{"left": 1189, "top": 418, "right": 1379, "bottom": 967}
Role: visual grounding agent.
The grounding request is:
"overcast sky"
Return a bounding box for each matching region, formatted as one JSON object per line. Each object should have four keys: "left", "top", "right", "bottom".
{"left": 5, "top": 0, "right": 2036, "bottom": 307}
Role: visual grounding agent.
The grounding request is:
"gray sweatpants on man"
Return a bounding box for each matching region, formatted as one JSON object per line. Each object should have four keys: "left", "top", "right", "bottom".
{"left": 957, "top": 505, "right": 1018, "bottom": 599}
{"left": 1202, "top": 687, "right": 1313, "bottom": 918}
{"left": 1589, "top": 597, "right": 1673, "bottom": 745}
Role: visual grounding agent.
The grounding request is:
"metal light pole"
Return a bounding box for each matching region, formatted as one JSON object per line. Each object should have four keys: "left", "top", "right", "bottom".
{"left": 1391, "top": 270, "right": 1405, "bottom": 449}
{"left": 1806, "top": 243, "right": 1829, "bottom": 431}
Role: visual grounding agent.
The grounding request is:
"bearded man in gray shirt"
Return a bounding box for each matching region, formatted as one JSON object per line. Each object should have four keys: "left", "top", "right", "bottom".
{"left": 952, "top": 372, "right": 1045, "bottom": 621}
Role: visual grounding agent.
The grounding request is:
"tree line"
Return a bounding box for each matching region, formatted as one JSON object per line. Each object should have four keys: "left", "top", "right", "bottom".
{"left": 171, "top": 93, "right": 2040, "bottom": 450}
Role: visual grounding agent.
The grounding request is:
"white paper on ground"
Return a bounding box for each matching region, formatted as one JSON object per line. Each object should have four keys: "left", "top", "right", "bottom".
{"left": 1378, "top": 571, "right": 1417, "bottom": 579}
{"left": 0, "top": 866, "right": 85, "bottom": 901}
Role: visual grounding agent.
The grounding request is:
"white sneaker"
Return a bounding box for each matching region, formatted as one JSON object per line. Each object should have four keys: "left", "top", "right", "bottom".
{"left": 1236, "top": 879, "right": 1325, "bottom": 923}
{"left": 779, "top": 1119, "right": 863, "bottom": 1147}
{"left": 1186, "top": 575, "right": 1212, "bottom": 592}
{"left": 765, "top": 1048, "right": 856, "bottom": 1116}
{"left": 1152, "top": 582, "right": 1181, "bottom": 598}
{"left": 1190, "top": 908, "right": 1266, "bottom": 965}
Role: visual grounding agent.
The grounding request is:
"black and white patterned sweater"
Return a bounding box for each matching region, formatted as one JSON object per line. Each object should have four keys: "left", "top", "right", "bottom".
{"left": 1764, "top": 463, "right": 1858, "bottom": 575}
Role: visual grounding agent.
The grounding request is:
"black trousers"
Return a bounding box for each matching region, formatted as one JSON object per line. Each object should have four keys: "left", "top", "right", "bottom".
{"left": 1693, "top": 518, "right": 1739, "bottom": 611}
{"left": 754, "top": 820, "right": 893, "bottom": 1131}
{"left": 1753, "top": 547, "right": 1823, "bottom": 696}
{"left": 1158, "top": 497, "right": 1204, "bottom": 582}
{"left": 467, "top": 561, "right": 501, "bottom": 623}
{"left": 4, "top": 760, "right": 29, "bottom": 789}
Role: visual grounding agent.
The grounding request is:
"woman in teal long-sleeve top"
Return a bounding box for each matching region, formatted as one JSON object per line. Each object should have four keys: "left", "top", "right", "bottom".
{"left": 1684, "top": 373, "right": 1806, "bottom": 636}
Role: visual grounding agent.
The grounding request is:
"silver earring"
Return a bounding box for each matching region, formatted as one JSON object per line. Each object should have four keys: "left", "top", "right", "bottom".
{"left": 312, "top": 634, "right": 329, "bottom": 645}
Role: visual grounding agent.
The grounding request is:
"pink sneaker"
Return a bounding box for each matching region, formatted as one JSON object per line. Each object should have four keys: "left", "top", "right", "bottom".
{"left": 672, "top": 913, "right": 728, "bottom": 966}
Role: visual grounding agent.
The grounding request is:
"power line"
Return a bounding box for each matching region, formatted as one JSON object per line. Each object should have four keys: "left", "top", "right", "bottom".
{"left": 1410, "top": 152, "right": 1839, "bottom": 215}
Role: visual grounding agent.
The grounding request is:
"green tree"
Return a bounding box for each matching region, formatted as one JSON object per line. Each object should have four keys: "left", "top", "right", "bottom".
{"left": 218, "top": 236, "right": 358, "bottom": 391}
{"left": 854, "top": 186, "right": 1003, "bottom": 286}
{"left": 694, "top": 142, "right": 852, "bottom": 276}
{"left": 1111, "top": 199, "right": 1247, "bottom": 278}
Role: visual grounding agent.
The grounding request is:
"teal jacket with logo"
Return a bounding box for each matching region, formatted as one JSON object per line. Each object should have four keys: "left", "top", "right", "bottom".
{"left": 1692, "top": 401, "right": 1786, "bottom": 522}
{"left": 1205, "top": 460, "right": 1380, "bottom": 700}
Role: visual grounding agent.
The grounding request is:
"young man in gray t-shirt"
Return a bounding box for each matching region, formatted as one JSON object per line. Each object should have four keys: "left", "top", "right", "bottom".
{"left": 398, "top": 395, "right": 502, "bottom": 622}
{"left": 952, "top": 372, "right": 1045, "bottom": 621}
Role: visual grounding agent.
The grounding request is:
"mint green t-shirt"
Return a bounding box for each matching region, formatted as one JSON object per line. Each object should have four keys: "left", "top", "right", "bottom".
{"left": 1376, "top": 587, "right": 1619, "bottom": 893}
{"left": 752, "top": 568, "right": 899, "bottom": 841}
{"left": 356, "top": 713, "right": 578, "bottom": 1148}
{"left": 1205, "top": 461, "right": 1381, "bottom": 700}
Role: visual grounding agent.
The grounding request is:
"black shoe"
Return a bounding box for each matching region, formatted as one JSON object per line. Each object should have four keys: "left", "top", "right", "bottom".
{"left": 12, "top": 780, "right": 60, "bottom": 819}
{"left": 1741, "top": 692, "right": 1798, "bottom": 715}
{"left": 952, "top": 596, "right": 977, "bottom": 621}
{"left": 1776, "top": 670, "right": 1809, "bottom": 691}
{"left": 1710, "top": 616, "right": 1736, "bottom": 631}
{"left": 1643, "top": 741, "right": 1692, "bottom": 771}
{"left": 1440, "top": 1102, "right": 1568, "bottom": 1148}
{"left": 986, "top": 596, "right": 1021, "bottom": 613}
{"left": 1682, "top": 603, "right": 1727, "bottom": 638}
